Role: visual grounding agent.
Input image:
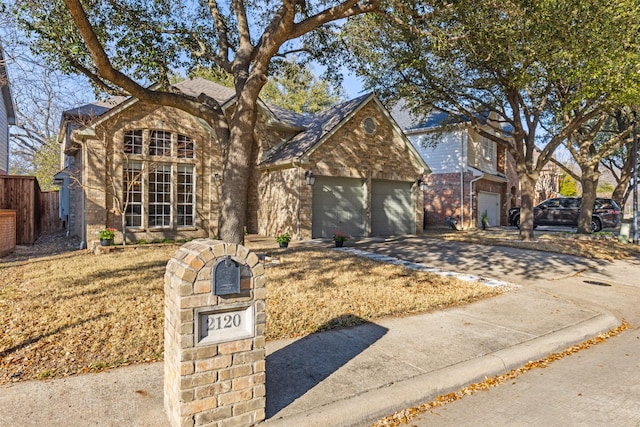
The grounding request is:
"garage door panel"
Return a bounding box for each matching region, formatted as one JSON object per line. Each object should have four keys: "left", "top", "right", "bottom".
{"left": 312, "top": 177, "right": 365, "bottom": 238}
{"left": 371, "top": 180, "right": 413, "bottom": 236}
{"left": 477, "top": 192, "right": 500, "bottom": 227}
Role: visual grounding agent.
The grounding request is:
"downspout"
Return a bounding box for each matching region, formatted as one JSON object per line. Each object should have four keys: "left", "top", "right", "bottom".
{"left": 460, "top": 130, "right": 465, "bottom": 229}
{"left": 293, "top": 161, "right": 303, "bottom": 240}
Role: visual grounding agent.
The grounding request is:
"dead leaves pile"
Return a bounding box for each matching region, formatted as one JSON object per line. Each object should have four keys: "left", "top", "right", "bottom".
{"left": 372, "top": 320, "right": 632, "bottom": 427}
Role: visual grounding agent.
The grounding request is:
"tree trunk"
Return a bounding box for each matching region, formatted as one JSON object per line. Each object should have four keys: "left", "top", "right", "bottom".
{"left": 610, "top": 148, "right": 635, "bottom": 213}
{"left": 518, "top": 172, "right": 538, "bottom": 241}
{"left": 577, "top": 165, "right": 600, "bottom": 234}
{"left": 218, "top": 92, "right": 259, "bottom": 244}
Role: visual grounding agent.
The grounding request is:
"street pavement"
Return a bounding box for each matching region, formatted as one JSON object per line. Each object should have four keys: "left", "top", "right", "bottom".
{"left": 355, "top": 235, "right": 640, "bottom": 427}
{"left": 407, "top": 331, "right": 640, "bottom": 426}
{"left": 1, "top": 234, "right": 638, "bottom": 427}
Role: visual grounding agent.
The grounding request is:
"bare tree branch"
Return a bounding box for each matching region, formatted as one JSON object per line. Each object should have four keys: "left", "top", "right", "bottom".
{"left": 207, "top": 0, "right": 232, "bottom": 66}
{"left": 62, "top": 0, "right": 230, "bottom": 145}
{"left": 289, "top": 0, "right": 381, "bottom": 40}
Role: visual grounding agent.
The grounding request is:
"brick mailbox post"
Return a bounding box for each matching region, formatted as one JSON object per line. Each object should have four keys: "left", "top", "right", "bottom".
{"left": 164, "top": 239, "right": 266, "bottom": 427}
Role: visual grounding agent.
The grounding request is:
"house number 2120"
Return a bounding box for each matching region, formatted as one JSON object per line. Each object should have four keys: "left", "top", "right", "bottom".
{"left": 207, "top": 313, "right": 241, "bottom": 330}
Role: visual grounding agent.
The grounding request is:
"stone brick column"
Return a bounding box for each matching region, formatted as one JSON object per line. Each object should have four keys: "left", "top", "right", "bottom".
{"left": 164, "top": 239, "right": 266, "bottom": 427}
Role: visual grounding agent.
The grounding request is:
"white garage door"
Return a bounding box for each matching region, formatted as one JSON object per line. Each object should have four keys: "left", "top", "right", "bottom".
{"left": 371, "top": 180, "right": 414, "bottom": 236}
{"left": 312, "top": 177, "right": 366, "bottom": 238}
{"left": 477, "top": 192, "right": 500, "bottom": 227}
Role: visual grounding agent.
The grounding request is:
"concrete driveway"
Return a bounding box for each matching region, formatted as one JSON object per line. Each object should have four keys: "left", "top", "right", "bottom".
{"left": 352, "top": 236, "right": 640, "bottom": 427}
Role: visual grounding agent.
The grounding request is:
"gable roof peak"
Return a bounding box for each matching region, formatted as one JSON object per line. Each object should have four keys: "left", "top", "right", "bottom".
{"left": 259, "top": 92, "right": 381, "bottom": 166}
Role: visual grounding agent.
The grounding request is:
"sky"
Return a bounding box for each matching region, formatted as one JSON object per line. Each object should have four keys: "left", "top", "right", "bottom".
{"left": 341, "top": 70, "right": 366, "bottom": 99}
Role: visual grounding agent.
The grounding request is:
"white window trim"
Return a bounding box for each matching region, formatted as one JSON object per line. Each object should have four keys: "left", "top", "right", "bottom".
{"left": 124, "top": 160, "right": 144, "bottom": 229}
{"left": 482, "top": 139, "right": 495, "bottom": 162}
{"left": 177, "top": 164, "right": 196, "bottom": 228}
{"left": 147, "top": 163, "right": 173, "bottom": 229}
{"left": 123, "top": 130, "right": 197, "bottom": 231}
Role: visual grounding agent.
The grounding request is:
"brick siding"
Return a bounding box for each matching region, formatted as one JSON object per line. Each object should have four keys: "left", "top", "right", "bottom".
{"left": 257, "top": 100, "right": 426, "bottom": 239}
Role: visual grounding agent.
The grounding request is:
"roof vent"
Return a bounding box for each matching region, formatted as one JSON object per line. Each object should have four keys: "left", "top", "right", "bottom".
{"left": 362, "top": 117, "right": 377, "bottom": 135}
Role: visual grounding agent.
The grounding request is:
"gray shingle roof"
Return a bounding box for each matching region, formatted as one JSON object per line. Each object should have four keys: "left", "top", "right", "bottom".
{"left": 62, "top": 97, "right": 128, "bottom": 121}
{"left": 64, "top": 79, "right": 311, "bottom": 129}
{"left": 62, "top": 78, "right": 235, "bottom": 122}
{"left": 263, "top": 103, "right": 311, "bottom": 128}
{"left": 172, "top": 78, "right": 236, "bottom": 104}
{"left": 63, "top": 79, "right": 380, "bottom": 166}
{"left": 390, "top": 103, "right": 464, "bottom": 131}
{"left": 260, "top": 93, "right": 372, "bottom": 166}
{"left": 175, "top": 79, "right": 310, "bottom": 128}
{"left": 390, "top": 101, "right": 503, "bottom": 132}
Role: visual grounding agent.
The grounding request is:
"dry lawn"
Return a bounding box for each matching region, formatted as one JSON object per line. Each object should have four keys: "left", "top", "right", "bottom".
{"left": 425, "top": 227, "right": 640, "bottom": 260}
{"left": 265, "top": 247, "right": 499, "bottom": 339}
{"left": 0, "top": 243, "right": 500, "bottom": 384}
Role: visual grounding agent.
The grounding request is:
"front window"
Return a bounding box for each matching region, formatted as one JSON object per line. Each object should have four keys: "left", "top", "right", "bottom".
{"left": 148, "top": 164, "right": 172, "bottom": 227}
{"left": 124, "top": 161, "right": 143, "bottom": 227}
{"left": 177, "top": 165, "right": 195, "bottom": 226}
{"left": 122, "top": 130, "right": 197, "bottom": 230}
{"left": 482, "top": 138, "right": 495, "bottom": 162}
{"left": 177, "top": 134, "right": 194, "bottom": 159}
{"left": 124, "top": 130, "right": 143, "bottom": 155}
{"left": 149, "top": 130, "right": 172, "bottom": 157}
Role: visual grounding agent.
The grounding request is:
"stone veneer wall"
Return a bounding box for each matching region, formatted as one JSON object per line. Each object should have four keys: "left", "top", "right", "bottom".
{"left": 164, "top": 239, "right": 266, "bottom": 427}
{"left": 79, "top": 103, "right": 218, "bottom": 246}
{"left": 256, "top": 167, "right": 301, "bottom": 239}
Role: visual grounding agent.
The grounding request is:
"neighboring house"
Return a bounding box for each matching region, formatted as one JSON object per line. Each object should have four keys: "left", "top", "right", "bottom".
{"left": 0, "top": 43, "right": 16, "bottom": 175}
{"left": 508, "top": 152, "right": 561, "bottom": 211}
{"left": 56, "top": 78, "right": 429, "bottom": 246}
{"left": 393, "top": 108, "right": 516, "bottom": 229}
{"left": 534, "top": 160, "right": 561, "bottom": 204}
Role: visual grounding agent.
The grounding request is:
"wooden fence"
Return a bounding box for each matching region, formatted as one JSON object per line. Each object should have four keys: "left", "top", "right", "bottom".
{"left": 0, "top": 210, "right": 16, "bottom": 255}
{"left": 0, "top": 175, "right": 62, "bottom": 245}
{"left": 40, "top": 191, "right": 61, "bottom": 233}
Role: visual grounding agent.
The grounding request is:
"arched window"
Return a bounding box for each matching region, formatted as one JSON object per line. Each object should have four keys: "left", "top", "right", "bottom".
{"left": 122, "top": 129, "right": 196, "bottom": 230}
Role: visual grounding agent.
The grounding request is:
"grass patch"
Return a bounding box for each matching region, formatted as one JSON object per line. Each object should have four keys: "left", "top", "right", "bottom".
{"left": 0, "top": 247, "right": 169, "bottom": 384}
{"left": 424, "top": 227, "right": 640, "bottom": 260}
{"left": 265, "top": 248, "right": 499, "bottom": 340}
{"left": 0, "top": 243, "right": 500, "bottom": 383}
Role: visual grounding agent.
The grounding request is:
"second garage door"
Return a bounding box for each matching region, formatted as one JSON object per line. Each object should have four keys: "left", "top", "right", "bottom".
{"left": 477, "top": 191, "right": 500, "bottom": 227}
{"left": 312, "top": 177, "right": 366, "bottom": 238}
{"left": 371, "top": 180, "right": 414, "bottom": 236}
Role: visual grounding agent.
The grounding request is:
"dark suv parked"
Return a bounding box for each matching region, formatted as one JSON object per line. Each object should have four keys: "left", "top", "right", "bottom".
{"left": 508, "top": 197, "right": 621, "bottom": 232}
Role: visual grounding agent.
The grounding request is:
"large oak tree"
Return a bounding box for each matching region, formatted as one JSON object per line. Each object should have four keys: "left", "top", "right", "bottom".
{"left": 344, "top": 0, "right": 640, "bottom": 240}
{"left": 16, "top": 0, "right": 381, "bottom": 243}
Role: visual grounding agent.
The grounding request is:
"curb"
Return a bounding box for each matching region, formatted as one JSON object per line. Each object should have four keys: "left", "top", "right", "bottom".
{"left": 262, "top": 313, "right": 619, "bottom": 427}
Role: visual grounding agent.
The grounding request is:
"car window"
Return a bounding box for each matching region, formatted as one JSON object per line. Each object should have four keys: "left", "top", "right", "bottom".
{"left": 543, "top": 199, "right": 560, "bottom": 208}
{"left": 595, "top": 199, "right": 613, "bottom": 209}
{"left": 563, "top": 198, "right": 580, "bottom": 209}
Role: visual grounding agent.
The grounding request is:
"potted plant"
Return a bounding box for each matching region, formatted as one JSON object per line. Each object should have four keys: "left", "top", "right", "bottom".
{"left": 480, "top": 211, "right": 489, "bottom": 230}
{"left": 275, "top": 230, "right": 291, "bottom": 248}
{"left": 99, "top": 227, "right": 116, "bottom": 246}
{"left": 333, "top": 231, "right": 350, "bottom": 247}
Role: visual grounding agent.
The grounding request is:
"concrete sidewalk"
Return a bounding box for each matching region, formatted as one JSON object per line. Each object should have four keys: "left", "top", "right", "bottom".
{"left": 262, "top": 287, "right": 617, "bottom": 427}
{"left": 0, "top": 242, "right": 624, "bottom": 427}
